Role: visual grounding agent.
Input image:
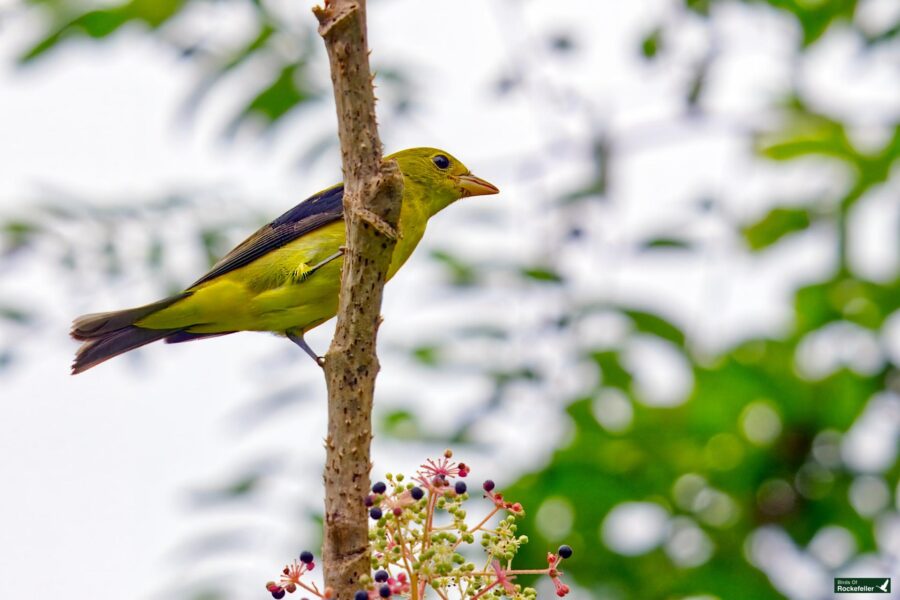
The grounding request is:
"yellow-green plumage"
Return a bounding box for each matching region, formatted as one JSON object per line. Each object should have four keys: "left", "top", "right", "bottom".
{"left": 138, "top": 219, "right": 348, "bottom": 333}
{"left": 71, "top": 148, "right": 498, "bottom": 374}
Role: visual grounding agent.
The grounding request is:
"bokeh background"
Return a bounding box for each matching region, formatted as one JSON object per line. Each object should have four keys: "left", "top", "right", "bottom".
{"left": 1, "top": 0, "right": 899, "bottom": 598}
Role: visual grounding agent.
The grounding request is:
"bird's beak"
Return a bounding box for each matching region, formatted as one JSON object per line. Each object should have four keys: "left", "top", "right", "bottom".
{"left": 458, "top": 173, "right": 500, "bottom": 197}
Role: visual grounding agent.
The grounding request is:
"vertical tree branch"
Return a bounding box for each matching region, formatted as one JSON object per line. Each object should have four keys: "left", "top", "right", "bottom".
{"left": 312, "top": 0, "right": 403, "bottom": 597}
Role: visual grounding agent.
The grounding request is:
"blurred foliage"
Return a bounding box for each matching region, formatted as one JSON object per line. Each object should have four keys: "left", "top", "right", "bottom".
{"left": 3, "top": 0, "right": 900, "bottom": 599}
{"left": 0, "top": 190, "right": 262, "bottom": 369}
{"left": 742, "top": 207, "right": 813, "bottom": 251}
{"left": 496, "top": 2, "right": 900, "bottom": 599}
{"left": 394, "top": 1, "right": 900, "bottom": 598}
{"left": 18, "top": 0, "right": 320, "bottom": 137}
{"left": 685, "top": 0, "right": 861, "bottom": 47}
{"left": 16, "top": 0, "right": 411, "bottom": 139}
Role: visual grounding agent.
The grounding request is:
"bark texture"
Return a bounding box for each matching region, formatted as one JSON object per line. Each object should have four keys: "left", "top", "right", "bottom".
{"left": 312, "top": 0, "right": 404, "bottom": 597}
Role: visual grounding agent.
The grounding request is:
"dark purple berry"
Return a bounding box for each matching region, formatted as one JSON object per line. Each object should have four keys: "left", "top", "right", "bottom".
{"left": 354, "top": 591, "right": 369, "bottom": 600}
{"left": 370, "top": 507, "right": 383, "bottom": 520}
{"left": 455, "top": 481, "right": 467, "bottom": 494}
{"left": 272, "top": 589, "right": 286, "bottom": 600}
{"left": 374, "top": 569, "right": 389, "bottom": 583}
{"left": 410, "top": 486, "right": 424, "bottom": 500}
{"left": 483, "top": 480, "right": 495, "bottom": 492}
{"left": 372, "top": 481, "right": 387, "bottom": 494}
{"left": 299, "top": 550, "right": 314, "bottom": 564}
{"left": 364, "top": 494, "right": 375, "bottom": 507}
{"left": 558, "top": 545, "right": 573, "bottom": 559}
{"left": 379, "top": 585, "right": 392, "bottom": 598}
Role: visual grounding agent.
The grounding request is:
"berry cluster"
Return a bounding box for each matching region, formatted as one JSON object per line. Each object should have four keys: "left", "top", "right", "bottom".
{"left": 266, "top": 451, "right": 573, "bottom": 599}
{"left": 265, "top": 551, "right": 319, "bottom": 599}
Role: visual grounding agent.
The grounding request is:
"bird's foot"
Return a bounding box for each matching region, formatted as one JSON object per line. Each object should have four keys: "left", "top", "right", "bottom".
{"left": 287, "top": 332, "right": 325, "bottom": 368}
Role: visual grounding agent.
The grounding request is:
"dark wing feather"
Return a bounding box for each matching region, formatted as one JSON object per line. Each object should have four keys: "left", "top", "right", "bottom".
{"left": 190, "top": 184, "right": 345, "bottom": 287}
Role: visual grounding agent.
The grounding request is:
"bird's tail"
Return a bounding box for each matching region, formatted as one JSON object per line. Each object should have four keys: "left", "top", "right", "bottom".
{"left": 71, "top": 326, "right": 176, "bottom": 374}
{"left": 70, "top": 294, "right": 188, "bottom": 374}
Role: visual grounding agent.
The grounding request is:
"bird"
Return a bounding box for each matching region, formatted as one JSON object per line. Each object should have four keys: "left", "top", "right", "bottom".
{"left": 70, "top": 147, "right": 498, "bottom": 374}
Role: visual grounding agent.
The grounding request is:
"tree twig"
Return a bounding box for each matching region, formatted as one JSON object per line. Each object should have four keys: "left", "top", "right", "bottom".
{"left": 312, "top": 0, "right": 404, "bottom": 597}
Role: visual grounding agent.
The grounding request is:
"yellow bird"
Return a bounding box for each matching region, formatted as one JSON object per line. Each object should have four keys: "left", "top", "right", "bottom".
{"left": 71, "top": 148, "right": 498, "bottom": 374}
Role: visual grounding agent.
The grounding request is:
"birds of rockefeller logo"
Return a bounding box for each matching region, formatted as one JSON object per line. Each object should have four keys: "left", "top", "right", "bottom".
{"left": 834, "top": 578, "right": 891, "bottom": 594}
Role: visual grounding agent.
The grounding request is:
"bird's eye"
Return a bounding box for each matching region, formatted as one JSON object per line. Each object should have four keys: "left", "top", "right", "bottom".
{"left": 432, "top": 154, "right": 450, "bottom": 170}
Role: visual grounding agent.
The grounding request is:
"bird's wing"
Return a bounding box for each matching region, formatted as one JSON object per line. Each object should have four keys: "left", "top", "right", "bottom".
{"left": 190, "top": 184, "right": 345, "bottom": 288}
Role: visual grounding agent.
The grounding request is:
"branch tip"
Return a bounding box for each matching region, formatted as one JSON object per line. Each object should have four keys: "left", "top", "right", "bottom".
{"left": 314, "top": 1, "right": 359, "bottom": 37}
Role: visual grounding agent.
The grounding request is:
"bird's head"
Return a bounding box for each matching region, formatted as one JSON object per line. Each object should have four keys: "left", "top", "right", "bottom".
{"left": 388, "top": 147, "right": 499, "bottom": 216}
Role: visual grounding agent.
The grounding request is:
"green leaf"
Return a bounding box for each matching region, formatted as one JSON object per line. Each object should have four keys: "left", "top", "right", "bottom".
{"left": 684, "top": 0, "right": 711, "bottom": 17}
{"left": 224, "top": 474, "right": 260, "bottom": 497}
{"left": 182, "top": 23, "right": 276, "bottom": 115}
{"left": 430, "top": 250, "right": 479, "bottom": 287}
{"left": 520, "top": 266, "right": 564, "bottom": 284}
{"left": 639, "top": 237, "right": 693, "bottom": 251}
{"left": 795, "top": 277, "right": 900, "bottom": 333}
{"left": 742, "top": 207, "right": 812, "bottom": 251}
{"left": 228, "top": 63, "right": 318, "bottom": 135}
{"left": 2, "top": 220, "right": 41, "bottom": 254}
{"left": 686, "top": 59, "right": 708, "bottom": 110}
{"left": 0, "top": 306, "right": 34, "bottom": 326}
{"left": 20, "top": 0, "right": 184, "bottom": 63}
{"left": 621, "top": 309, "right": 686, "bottom": 347}
{"left": 562, "top": 136, "right": 610, "bottom": 203}
{"left": 381, "top": 410, "right": 423, "bottom": 440}
{"left": 757, "top": 116, "right": 856, "bottom": 163}
{"left": 864, "top": 20, "right": 900, "bottom": 46}
{"left": 410, "top": 344, "right": 442, "bottom": 367}
{"left": 779, "top": 0, "right": 858, "bottom": 47}
{"left": 640, "top": 28, "right": 662, "bottom": 59}
{"left": 491, "top": 366, "right": 541, "bottom": 385}
{"left": 589, "top": 350, "right": 631, "bottom": 390}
